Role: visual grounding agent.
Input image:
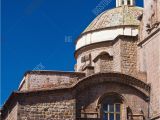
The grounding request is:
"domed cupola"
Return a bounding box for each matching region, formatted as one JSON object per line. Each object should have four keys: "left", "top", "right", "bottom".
{"left": 75, "top": 4, "right": 142, "bottom": 50}
{"left": 75, "top": 0, "right": 142, "bottom": 74}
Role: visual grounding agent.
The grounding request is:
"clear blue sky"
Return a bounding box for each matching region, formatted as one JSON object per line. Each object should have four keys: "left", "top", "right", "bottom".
{"left": 1, "top": 0, "right": 143, "bottom": 106}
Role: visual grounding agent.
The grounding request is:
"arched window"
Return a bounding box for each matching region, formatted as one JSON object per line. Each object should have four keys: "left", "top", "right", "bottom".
{"left": 101, "top": 94, "right": 122, "bottom": 120}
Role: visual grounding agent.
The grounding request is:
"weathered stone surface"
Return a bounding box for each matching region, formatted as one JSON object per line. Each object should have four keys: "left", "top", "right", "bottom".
{"left": 1, "top": 73, "right": 150, "bottom": 120}
{"left": 19, "top": 71, "right": 85, "bottom": 91}
{"left": 76, "top": 36, "right": 140, "bottom": 78}
{"left": 18, "top": 92, "right": 76, "bottom": 120}
{"left": 76, "top": 82, "right": 148, "bottom": 120}
{"left": 138, "top": 0, "right": 160, "bottom": 119}
{"left": 1, "top": 0, "right": 160, "bottom": 120}
{"left": 83, "top": 6, "right": 142, "bottom": 34}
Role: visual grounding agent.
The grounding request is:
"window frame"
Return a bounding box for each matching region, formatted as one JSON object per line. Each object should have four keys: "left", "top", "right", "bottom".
{"left": 103, "top": 103, "right": 122, "bottom": 120}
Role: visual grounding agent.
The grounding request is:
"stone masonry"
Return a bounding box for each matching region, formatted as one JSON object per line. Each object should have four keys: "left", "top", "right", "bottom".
{"left": 1, "top": 0, "right": 160, "bottom": 120}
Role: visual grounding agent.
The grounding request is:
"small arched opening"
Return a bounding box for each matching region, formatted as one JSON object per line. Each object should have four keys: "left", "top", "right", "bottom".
{"left": 93, "top": 52, "right": 113, "bottom": 73}
{"left": 97, "top": 92, "right": 127, "bottom": 120}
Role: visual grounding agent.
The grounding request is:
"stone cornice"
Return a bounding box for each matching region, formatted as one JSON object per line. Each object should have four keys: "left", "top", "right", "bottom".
{"left": 24, "top": 70, "right": 85, "bottom": 76}
{"left": 138, "top": 28, "right": 160, "bottom": 46}
{"left": 74, "top": 35, "right": 138, "bottom": 59}
{"left": 74, "top": 72, "right": 150, "bottom": 96}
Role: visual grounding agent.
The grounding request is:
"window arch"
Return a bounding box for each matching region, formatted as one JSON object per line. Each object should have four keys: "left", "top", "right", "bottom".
{"left": 93, "top": 52, "right": 113, "bottom": 73}
{"left": 98, "top": 93, "right": 124, "bottom": 120}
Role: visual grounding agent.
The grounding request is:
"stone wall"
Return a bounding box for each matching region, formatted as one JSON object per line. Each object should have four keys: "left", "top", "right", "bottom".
{"left": 76, "top": 82, "right": 148, "bottom": 120}
{"left": 75, "top": 41, "right": 113, "bottom": 72}
{"left": 76, "top": 36, "right": 139, "bottom": 78}
{"left": 1, "top": 73, "right": 150, "bottom": 120}
{"left": 141, "top": 0, "right": 160, "bottom": 40}
{"left": 2, "top": 103, "right": 18, "bottom": 120}
{"left": 139, "top": 0, "right": 160, "bottom": 119}
{"left": 139, "top": 32, "right": 160, "bottom": 119}
{"left": 18, "top": 91, "right": 76, "bottom": 120}
{"left": 113, "top": 36, "right": 138, "bottom": 76}
{"left": 113, "top": 39, "right": 121, "bottom": 72}
{"left": 94, "top": 54, "right": 113, "bottom": 73}
{"left": 120, "top": 37, "right": 138, "bottom": 76}
{"left": 19, "top": 71, "right": 85, "bottom": 91}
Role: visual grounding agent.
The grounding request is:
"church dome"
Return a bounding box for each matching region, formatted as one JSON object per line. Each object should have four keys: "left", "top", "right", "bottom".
{"left": 83, "top": 6, "right": 142, "bottom": 34}
{"left": 75, "top": 6, "right": 142, "bottom": 50}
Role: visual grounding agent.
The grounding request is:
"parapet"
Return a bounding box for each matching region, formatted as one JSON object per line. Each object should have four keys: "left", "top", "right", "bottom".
{"left": 18, "top": 70, "right": 85, "bottom": 91}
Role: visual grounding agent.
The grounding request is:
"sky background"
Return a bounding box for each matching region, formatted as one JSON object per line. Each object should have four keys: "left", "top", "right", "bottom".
{"left": 1, "top": 0, "right": 143, "bottom": 106}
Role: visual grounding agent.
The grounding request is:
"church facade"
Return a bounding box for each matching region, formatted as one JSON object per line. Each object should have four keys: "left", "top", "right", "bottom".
{"left": 1, "top": 0, "right": 160, "bottom": 120}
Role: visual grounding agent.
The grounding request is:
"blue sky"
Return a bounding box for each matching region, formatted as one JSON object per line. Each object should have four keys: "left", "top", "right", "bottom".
{"left": 1, "top": 0, "right": 143, "bottom": 106}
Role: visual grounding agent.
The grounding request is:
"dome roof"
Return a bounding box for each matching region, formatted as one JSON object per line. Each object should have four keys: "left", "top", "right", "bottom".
{"left": 83, "top": 6, "right": 143, "bottom": 34}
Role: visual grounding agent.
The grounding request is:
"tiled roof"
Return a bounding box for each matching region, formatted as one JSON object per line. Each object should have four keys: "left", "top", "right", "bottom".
{"left": 83, "top": 6, "right": 143, "bottom": 34}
